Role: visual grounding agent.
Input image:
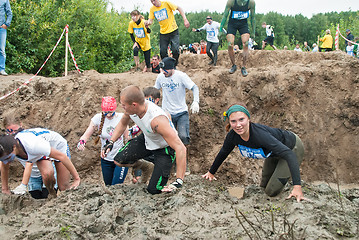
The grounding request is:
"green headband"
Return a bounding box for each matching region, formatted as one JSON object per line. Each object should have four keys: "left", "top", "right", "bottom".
{"left": 223, "top": 105, "right": 250, "bottom": 121}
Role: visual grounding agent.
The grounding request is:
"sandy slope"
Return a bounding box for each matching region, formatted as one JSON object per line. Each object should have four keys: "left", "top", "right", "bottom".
{"left": 0, "top": 50, "right": 359, "bottom": 239}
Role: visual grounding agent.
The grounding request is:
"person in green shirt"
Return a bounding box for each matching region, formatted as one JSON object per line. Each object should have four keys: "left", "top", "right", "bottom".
{"left": 219, "top": 0, "right": 255, "bottom": 76}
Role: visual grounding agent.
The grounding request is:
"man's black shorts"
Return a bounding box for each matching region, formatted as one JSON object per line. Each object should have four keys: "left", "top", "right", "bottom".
{"left": 264, "top": 36, "right": 275, "bottom": 46}
{"left": 227, "top": 19, "right": 250, "bottom": 36}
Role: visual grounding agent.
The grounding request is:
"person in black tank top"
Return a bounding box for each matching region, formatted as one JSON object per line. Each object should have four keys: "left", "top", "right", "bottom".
{"left": 219, "top": 0, "right": 256, "bottom": 76}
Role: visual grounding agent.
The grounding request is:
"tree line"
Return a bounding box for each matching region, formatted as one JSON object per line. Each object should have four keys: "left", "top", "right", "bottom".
{"left": 6, "top": 0, "right": 358, "bottom": 76}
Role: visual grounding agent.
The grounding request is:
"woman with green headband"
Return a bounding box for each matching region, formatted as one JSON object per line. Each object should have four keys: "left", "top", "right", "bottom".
{"left": 202, "top": 104, "right": 307, "bottom": 202}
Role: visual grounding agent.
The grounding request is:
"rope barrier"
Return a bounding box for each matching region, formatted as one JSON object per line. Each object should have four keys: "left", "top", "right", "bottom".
{"left": 336, "top": 24, "right": 358, "bottom": 47}
{"left": 0, "top": 25, "right": 81, "bottom": 101}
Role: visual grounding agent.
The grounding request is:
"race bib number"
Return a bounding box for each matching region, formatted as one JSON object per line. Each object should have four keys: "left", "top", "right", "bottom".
{"left": 134, "top": 27, "right": 145, "bottom": 38}
{"left": 154, "top": 8, "right": 168, "bottom": 22}
{"left": 231, "top": 11, "right": 249, "bottom": 20}
{"left": 237, "top": 144, "right": 271, "bottom": 159}
{"left": 207, "top": 30, "right": 215, "bottom": 37}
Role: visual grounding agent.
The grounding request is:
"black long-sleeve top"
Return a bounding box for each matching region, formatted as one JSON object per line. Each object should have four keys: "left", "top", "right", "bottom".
{"left": 209, "top": 122, "right": 301, "bottom": 185}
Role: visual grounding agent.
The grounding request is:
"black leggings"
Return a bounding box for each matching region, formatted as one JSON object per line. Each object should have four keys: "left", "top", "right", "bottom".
{"left": 133, "top": 46, "right": 151, "bottom": 68}
{"left": 206, "top": 41, "right": 219, "bottom": 60}
{"left": 114, "top": 134, "right": 175, "bottom": 194}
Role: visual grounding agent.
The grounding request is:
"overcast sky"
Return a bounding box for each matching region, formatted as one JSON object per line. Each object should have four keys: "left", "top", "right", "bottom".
{"left": 109, "top": 0, "right": 358, "bottom": 18}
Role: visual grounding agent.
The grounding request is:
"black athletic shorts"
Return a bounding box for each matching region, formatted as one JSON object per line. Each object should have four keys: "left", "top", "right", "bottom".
{"left": 227, "top": 19, "right": 250, "bottom": 36}
{"left": 264, "top": 36, "right": 275, "bottom": 46}
{"left": 114, "top": 133, "right": 176, "bottom": 194}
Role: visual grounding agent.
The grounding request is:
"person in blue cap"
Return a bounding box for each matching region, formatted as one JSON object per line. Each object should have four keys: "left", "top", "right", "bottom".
{"left": 202, "top": 103, "right": 308, "bottom": 202}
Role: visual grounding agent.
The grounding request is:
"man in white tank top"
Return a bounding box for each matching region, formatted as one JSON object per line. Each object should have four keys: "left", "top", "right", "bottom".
{"left": 102, "top": 85, "right": 187, "bottom": 194}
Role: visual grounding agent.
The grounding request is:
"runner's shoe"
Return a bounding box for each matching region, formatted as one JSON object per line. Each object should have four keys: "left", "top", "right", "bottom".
{"left": 241, "top": 67, "right": 248, "bottom": 77}
{"left": 229, "top": 65, "right": 237, "bottom": 74}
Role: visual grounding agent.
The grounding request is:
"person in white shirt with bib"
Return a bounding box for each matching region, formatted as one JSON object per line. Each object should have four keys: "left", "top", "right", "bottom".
{"left": 0, "top": 128, "right": 80, "bottom": 197}
{"left": 192, "top": 16, "right": 221, "bottom": 66}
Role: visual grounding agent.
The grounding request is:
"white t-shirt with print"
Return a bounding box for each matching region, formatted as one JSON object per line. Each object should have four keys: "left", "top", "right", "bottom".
{"left": 155, "top": 70, "right": 195, "bottom": 115}
{"left": 266, "top": 25, "right": 274, "bottom": 37}
{"left": 199, "top": 21, "right": 220, "bottom": 43}
{"left": 15, "top": 128, "right": 69, "bottom": 163}
{"left": 91, "top": 112, "right": 125, "bottom": 161}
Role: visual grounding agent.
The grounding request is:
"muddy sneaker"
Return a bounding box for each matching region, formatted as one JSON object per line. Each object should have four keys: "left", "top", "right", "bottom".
{"left": 133, "top": 160, "right": 154, "bottom": 184}
{"left": 208, "top": 60, "right": 214, "bottom": 65}
{"left": 241, "top": 67, "right": 248, "bottom": 77}
{"left": 0, "top": 70, "right": 8, "bottom": 76}
{"left": 229, "top": 65, "right": 237, "bottom": 74}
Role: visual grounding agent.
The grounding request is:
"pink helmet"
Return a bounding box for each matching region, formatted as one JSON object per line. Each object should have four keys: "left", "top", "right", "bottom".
{"left": 101, "top": 96, "right": 117, "bottom": 112}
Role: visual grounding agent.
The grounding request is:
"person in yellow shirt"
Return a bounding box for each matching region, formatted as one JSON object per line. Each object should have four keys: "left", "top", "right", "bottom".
{"left": 319, "top": 29, "right": 333, "bottom": 52}
{"left": 145, "top": 0, "right": 190, "bottom": 67}
{"left": 128, "top": 10, "right": 152, "bottom": 72}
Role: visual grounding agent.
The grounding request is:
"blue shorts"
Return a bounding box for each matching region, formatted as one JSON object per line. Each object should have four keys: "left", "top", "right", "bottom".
{"left": 28, "top": 162, "right": 58, "bottom": 191}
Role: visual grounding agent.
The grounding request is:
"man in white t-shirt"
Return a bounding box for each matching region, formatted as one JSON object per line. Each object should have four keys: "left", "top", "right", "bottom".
{"left": 102, "top": 85, "right": 187, "bottom": 194}
{"left": 261, "top": 22, "right": 277, "bottom": 50}
{"left": 192, "top": 16, "right": 221, "bottom": 66}
{"left": 154, "top": 57, "right": 199, "bottom": 146}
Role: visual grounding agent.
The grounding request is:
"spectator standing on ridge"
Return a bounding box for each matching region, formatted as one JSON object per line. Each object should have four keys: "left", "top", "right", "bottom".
{"left": 312, "top": 43, "right": 319, "bottom": 52}
{"left": 219, "top": 0, "right": 256, "bottom": 75}
{"left": 192, "top": 16, "right": 221, "bottom": 66}
{"left": 199, "top": 40, "right": 207, "bottom": 54}
{"left": 261, "top": 22, "right": 277, "bottom": 50}
{"left": 294, "top": 44, "right": 302, "bottom": 52}
{"left": 145, "top": 0, "right": 190, "bottom": 67}
{"left": 353, "top": 37, "right": 359, "bottom": 58}
{"left": 345, "top": 29, "right": 354, "bottom": 52}
{"left": 346, "top": 42, "right": 354, "bottom": 56}
{"left": 303, "top": 41, "right": 311, "bottom": 52}
{"left": 319, "top": 29, "right": 333, "bottom": 52}
{"left": 0, "top": 0, "right": 12, "bottom": 76}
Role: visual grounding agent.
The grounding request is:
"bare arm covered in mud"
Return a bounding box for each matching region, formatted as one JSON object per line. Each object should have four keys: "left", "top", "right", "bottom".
{"left": 219, "top": 0, "right": 233, "bottom": 32}
{"left": 49, "top": 148, "right": 80, "bottom": 189}
{"left": 77, "top": 121, "right": 97, "bottom": 151}
{"left": 176, "top": 6, "right": 190, "bottom": 28}
{"left": 0, "top": 161, "right": 10, "bottom": 194}
{"left": 21, "top": 162, "right": 33, "bottom": 185}
{"left": 248, "top": 0, "right": 256, "bottom": 37}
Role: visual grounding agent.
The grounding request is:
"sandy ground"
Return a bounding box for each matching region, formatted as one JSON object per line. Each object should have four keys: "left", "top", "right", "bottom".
{"left": 0, "top": 50, "right": 359, "bottom": 239}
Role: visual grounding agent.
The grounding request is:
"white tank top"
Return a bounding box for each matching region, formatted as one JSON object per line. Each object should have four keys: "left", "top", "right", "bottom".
{"left": 130, "top": 100, "right": 176, "bottom": 150}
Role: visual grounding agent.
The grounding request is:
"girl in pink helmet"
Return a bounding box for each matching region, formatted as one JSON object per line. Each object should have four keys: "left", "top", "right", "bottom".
{"left": 77, "top": 96, "right": 129, "bottom": 185}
